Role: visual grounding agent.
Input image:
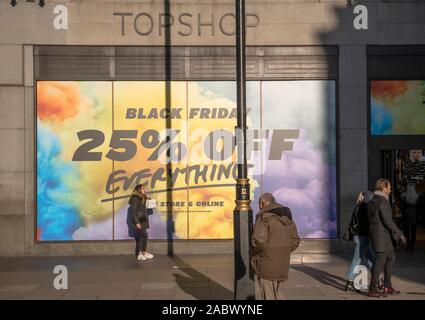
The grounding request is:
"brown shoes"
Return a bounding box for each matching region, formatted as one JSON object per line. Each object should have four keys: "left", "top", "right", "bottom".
{"left": 367, "top": 287, "right": 401, "bottom": 298}
{"left": 383, "top": 287, "right": 401, "bottom": 295}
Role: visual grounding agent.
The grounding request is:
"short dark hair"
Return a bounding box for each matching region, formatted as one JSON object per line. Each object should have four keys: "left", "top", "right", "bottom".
{"left": 375, "top": 179, "right": 391, "bottom": 191}
{"left": 260, "top": 193, "right": 276, "bottom": 206}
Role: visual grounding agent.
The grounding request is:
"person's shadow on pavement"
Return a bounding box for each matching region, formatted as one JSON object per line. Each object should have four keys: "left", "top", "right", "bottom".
{"left": 291, "top": 265, "right": 347, "bottom": 291}
{"left": 171, "top": 255, "right": 233, "bottom": 300}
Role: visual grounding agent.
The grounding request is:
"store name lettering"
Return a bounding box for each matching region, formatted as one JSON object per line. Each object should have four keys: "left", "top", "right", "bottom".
{"left": 113, "top": 12, "right": 260, "bottom": 37}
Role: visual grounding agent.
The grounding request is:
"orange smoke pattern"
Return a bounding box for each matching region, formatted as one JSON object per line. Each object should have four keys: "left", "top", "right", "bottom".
{"left": 37, "top": 82, "right": 82, "bottom": 121}
{"left": 371, "top": 81, "right": 408, "bottom": 100}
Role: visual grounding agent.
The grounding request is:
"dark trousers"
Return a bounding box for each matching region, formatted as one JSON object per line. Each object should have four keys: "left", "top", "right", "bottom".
{"left": 403, "top": 219, "right": 418, "bottom": 249}
{"left": 135, "top": 229, "right": 148, "bottom": 256}
{"left": 370, "top": 251, "right": 395, "bottom": 291}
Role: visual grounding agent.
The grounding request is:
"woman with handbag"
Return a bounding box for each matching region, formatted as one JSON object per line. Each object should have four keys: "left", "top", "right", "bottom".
{"left": 344, "top": 191, "right": 374, "bottom": 292}
{"left": 129, "top": 184, "right": 154, "bottom": 261}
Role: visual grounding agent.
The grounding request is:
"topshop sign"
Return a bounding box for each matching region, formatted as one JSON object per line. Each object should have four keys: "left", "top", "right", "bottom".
{"left": 10, "top": 2, "right": 369, "bottom": 32}
{"left": 113, "top": 12, "right": 260, "bottom": 37}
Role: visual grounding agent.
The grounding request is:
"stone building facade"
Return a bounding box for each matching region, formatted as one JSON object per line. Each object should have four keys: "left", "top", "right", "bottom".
{"left": 1, "top": 0, "right": 425, "bottom": 256}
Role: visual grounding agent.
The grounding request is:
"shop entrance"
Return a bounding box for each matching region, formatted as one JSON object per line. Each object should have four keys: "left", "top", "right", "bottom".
{"left": 376, "top": 149, "right": 425, "bottom": 251}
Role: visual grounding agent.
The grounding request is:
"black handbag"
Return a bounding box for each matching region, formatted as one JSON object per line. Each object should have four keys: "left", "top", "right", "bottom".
{"left": 342, "top": 225, "right": 355, "bottom": 241}
{"left": 342, "top": 205, "right": 359, "bottom": 241}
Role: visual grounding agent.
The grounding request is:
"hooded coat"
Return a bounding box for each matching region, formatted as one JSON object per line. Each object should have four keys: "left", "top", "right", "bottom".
{"left": 129, "top": 192, "right": 149, "bottom": 229}
{"left": 251, "top": 203, "right": 300, "bottom": 281}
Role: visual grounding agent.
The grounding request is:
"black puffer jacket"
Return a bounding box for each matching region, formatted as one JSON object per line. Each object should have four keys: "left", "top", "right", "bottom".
{"left": 129, "top": 193, "right": 149, "bottom": 229}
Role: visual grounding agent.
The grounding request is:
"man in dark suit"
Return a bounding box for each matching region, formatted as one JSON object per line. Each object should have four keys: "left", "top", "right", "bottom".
{"left": 367, "top": 179, "right": 407, "bottom": 298}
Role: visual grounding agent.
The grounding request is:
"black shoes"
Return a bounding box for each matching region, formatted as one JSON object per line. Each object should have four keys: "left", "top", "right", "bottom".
{"left": 344, "top": 280, "right": 361, "bottom": 293}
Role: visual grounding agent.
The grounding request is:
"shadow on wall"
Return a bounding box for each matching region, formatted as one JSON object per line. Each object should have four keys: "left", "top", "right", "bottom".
{"left": 315, "top": 1, "right": 425, "bottom": 289}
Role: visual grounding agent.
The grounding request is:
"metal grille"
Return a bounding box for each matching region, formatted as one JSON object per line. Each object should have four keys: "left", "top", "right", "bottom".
{"left": 35, "top": 45, "right": 338, "bottom": 80}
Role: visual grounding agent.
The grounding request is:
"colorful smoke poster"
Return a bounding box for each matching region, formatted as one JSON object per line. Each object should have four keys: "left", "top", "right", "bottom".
{"left": 36, "top": 80, "right": 337, "bottom": 241}
{"left": 37, "top": 81, "right": 113, "bottom": 240}
{"left": 260, "top": 81, "right": 337, "bottom": 238}
{"left": 371, "top": 80, "right": 425, "bottom": 135}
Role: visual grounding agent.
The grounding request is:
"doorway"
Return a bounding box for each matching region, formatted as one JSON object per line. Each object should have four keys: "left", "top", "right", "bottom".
{"left": 379, "top": 149, "right": 425, "bottom": 249}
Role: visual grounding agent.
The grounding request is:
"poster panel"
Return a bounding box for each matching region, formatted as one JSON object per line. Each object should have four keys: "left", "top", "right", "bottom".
{"left": 371, "top": 80, "right": 425, "bottom": 135}
{"left": 37, "top": 81, "right": 113, "bottom": 240}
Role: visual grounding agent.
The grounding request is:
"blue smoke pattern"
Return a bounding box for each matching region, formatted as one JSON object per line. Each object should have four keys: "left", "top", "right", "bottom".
{"left": 37, "top": 122, "right": 82, "bottom": 240}
{"left": 371, "top": 98, "right": 393, "bottom": 135}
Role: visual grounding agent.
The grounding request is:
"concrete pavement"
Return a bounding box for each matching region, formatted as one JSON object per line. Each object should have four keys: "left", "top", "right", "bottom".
{"left": 0, "top": 246, "right": 424, "bottom": 300}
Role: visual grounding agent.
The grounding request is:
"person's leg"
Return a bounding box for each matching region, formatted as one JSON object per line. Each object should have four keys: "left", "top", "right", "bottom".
{"left": 136, "top": 229, "right": 143, "bottom": 256}
{"left": 408, "top": 211, "right": 419, "bottom": 251}
{"left": 359, "top": 236, "right": 370, "bottom": 266}
{"left": 407, "top": 220, "right": 412, "bottom": 250}
{"left": 411, "top": 221, "right": 417, "bottom": 250}
{"left": 345, "top": 236, "right": 361, "bottom": 281}
{"left": 370, "top": 252, "right": 385, "bottom": 292}
{"left": 403, "top": 216, "right": 412, "bottom": 250}
{"left": 257, "top": 277, "right": 277, "bottom": 300}
{"left": 407, "top": 219, "right": 413, "bottom": 250}
{"left": 140, "top": 229, "right": 148, "bottom": 253}
{"left": 382, "top": 250, "right": 400, "bottom": 294}
{"left": 354, "top": 236, "right": 372, "bottom": 290}
{"left": 136, "top": 230, "right": 145, "bottom": 260}
{"left": 254, "top": 275, "right": 263, "bottom": 300}
{"left": 366, "top": 243, "right": 375, "bottom": 270}
{"left": 384, "top": 251, "right": 395, "bottom": 289}
{"left": 276, "top": 280, "right": 286, "bottom": 300}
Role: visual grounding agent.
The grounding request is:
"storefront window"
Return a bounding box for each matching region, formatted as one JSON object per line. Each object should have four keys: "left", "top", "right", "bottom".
{"left": 36, "top": 80, "right": 337, "bottom": 241}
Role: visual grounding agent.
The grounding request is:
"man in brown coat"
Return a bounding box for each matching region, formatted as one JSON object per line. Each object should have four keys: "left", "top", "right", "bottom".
{"left": 251, "top": 193, "right": 300, "bottom": 300}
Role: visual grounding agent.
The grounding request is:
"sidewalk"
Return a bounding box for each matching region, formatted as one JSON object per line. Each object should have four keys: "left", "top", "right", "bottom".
{"left": 0, "top": 248, "right": 424, "bottom": 300}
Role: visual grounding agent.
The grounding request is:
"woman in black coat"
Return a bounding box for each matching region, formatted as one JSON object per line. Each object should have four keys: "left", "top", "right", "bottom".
{"left": 129, "top": 184, "right": 154, "bottom": 261}
{"left": 344, "top": 191, "right": 374, "bottom": 292}
{"left": 400, "top": 183, "right": 421, "bottom": 252}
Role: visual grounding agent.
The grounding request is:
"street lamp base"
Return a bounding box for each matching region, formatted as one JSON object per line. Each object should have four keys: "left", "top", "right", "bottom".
{"left": 233, "top": 206, "right": 254, "bottom": 300}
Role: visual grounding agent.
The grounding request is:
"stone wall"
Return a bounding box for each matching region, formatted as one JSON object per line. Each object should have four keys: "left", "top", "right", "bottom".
{"left": 1, "top": 0, "right": 425, "bottom": 256}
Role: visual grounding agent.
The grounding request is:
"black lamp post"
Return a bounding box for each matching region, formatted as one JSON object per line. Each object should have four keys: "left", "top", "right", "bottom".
{"left": 234, "top": 0, "right": 254, "bottom": 300}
